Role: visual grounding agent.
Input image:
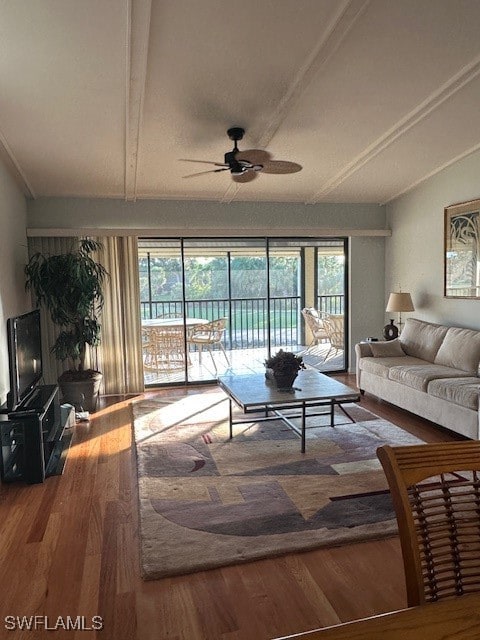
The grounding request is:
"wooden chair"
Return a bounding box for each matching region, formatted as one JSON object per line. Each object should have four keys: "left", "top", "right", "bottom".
{"left": 322, "top": 313, "right": 344, "bottom": 360}
{"left": 187, "top": 317, "right": 230, "bottom": 372}
{"left": 301, "top": 307, "right": 328, "bottom": 346}
{"left": 377, "top": 441, "right": 480, "bottom": 606}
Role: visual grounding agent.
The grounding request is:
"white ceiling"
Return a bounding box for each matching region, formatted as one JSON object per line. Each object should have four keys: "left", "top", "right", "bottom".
{"left": 1, "top": 0, "right": 480, "bottom": 205}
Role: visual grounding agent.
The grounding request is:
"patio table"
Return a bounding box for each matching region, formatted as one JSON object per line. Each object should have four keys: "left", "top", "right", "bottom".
{"left": 142, "top": 317, "right": 207, "bottom": 328}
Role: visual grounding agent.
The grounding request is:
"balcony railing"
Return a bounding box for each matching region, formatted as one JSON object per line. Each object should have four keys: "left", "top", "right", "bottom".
{"left": 317, "top": 294, "right": 344, "bottom": 314}
{"left": 140, "top": 295, "right": 345, "bottom": 349}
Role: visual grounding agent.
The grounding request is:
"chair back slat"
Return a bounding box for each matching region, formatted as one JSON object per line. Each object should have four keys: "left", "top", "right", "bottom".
{"left": 378, "top": 441, "right": 480, "bottom": 606}
{"left": 189, "top": 317, "right": 227, "bottom": 342}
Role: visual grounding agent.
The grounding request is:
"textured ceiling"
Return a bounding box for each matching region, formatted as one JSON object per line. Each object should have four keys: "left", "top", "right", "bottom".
{"left": 1, "top": 0, "right": 480, "bottom": 205}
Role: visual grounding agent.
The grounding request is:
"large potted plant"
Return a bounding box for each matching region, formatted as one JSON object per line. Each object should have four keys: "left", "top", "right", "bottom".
{"left": 24, "top": 239, "right": 108, "bottom": 412}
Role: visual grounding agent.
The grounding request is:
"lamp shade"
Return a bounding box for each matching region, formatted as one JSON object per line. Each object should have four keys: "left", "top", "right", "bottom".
{"left": 386, "top": 292, "right": 415, "bottom": 312}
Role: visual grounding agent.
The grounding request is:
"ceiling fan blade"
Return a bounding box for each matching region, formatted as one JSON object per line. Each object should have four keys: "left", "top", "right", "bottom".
{"left": 235, "top": 149, "right": 272, "bottom": 165}
{"left": 179, "top": 159, "right": 228, "bottom": 167}
{"left": 261, "top": 160, "right": 302, "bottom": 174}
{"left": 182, "top": 167, "right": 229, "bottom": 178}
{"left": 232, "top": 171, "right": 258, "bottom": 183}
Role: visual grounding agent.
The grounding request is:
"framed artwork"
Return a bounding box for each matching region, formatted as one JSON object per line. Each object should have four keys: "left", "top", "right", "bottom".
{"left": 444, "top": 198, "right": 480, "bottom": 299}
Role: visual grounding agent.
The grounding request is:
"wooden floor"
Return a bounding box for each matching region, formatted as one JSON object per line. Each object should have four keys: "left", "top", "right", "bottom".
{"left": 0, "top": 374, "right": 461, "bottom": 640}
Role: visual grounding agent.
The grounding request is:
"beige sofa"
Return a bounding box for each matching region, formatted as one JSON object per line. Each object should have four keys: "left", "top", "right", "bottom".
{"left": 355, "top": 318, "right": 480, "bottom": 439}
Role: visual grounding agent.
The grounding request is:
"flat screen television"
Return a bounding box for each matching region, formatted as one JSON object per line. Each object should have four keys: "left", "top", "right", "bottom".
{"left": 7, "top": 309, "right": 43, "bottom": 410}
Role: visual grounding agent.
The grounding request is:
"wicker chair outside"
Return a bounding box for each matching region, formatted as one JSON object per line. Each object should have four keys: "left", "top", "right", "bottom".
{"left": 301, "top": 307, "right": 328, "bottom": 346}
{"left": 322, "top": 313, "right": 344, "bottom": 360}
{"left": 187, "top": 317, "right": 230, "bottom": 372}
{"left": 142, "top": 326, "right": 186, "bottom": 371}
{"left": 377, "top": 441, "right": 480, "bottom": 606}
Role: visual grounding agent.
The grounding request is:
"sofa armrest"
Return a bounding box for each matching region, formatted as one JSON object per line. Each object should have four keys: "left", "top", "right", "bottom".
{"left": 355, "top": 342, "right": 373, "bottom": 390}
{"left": 355, "top": 342, "right": 374, "bottom": 358}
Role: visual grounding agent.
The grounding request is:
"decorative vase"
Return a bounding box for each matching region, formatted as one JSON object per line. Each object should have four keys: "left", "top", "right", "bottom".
{"left": 383, "top": 319, "right": 399, "bottom": 341}
{"left": 273, "top": 371, "right": 298, "bottom": 390}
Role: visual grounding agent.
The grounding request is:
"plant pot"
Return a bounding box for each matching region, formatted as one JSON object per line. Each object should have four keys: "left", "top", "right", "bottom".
{"left": 58, "top": 370, "right": 103, "bottom": 412}
{"left": 273, "top": 371, "right": 298, "bottom": 390}
{"left": 265, "top": 367, "right": 275, "bottom": 381}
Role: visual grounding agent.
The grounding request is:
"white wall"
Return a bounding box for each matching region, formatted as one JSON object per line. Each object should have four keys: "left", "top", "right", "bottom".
{"left": 27, "top": 197, "right": 386, "bottom": 232}
{"left": 350, "top": 236, "right": 386, "bottom": 347}
{"left": 0, "top": 160, "right": 29, "bottom": 405}
{"left": 386, "top": 149, "right": 480, "bottom": 330}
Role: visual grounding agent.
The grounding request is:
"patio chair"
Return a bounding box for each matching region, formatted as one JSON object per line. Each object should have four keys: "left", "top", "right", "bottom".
{"left": 301, "top": 307, "right": 328, "bottom": 346}
{"left": 377, "top": 441, "right": 480, "bottom": 606}
{"left": 322, "top": 313, "right": 344, "bottom": 360}
{"left": 187, "top": 317, "right": 230, "bottom": 372}
{"left": 143, "top": 326, "right": 186, "bottom": 371}
{"left": 141, "top": 326, "right": 154, "bottom": 368}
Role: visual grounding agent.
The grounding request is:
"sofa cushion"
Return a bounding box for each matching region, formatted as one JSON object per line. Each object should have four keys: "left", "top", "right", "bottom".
{"left": 434, "top": 327, "right": 480, "bottom": 374}
{"left": 399, "top": 318, "right": 449, "bottom": 362}
{"left": 359, "top": 356, "right": 426, "bottom": 379}
{"left": 370, "top": 339, "right": 405, "bottom": 358}
{"left": 427, "top": 377, "right": 480, "bottom": 411}
{"left": 388, "top": 364, "right": 472, "bottom": 392}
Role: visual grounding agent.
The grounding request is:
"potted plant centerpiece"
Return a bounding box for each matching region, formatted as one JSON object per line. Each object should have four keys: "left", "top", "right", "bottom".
{"left": 25, "top": 239, "right": 108, "bottom": 412}
{"left": 264, "top": 349, "right": 306, "bottom": 390}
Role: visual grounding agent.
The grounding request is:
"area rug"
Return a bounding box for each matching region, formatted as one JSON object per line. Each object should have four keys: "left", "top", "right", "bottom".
{"left": 132, "top": 388, "right": 423, "bottom": 579}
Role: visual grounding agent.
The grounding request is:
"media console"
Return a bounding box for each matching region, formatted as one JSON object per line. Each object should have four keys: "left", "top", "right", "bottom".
{"left": 0, "top": 384, "right": 73, "bottom": 484}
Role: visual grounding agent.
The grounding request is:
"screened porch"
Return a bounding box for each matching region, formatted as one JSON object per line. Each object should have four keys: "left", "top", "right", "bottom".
{"left": 138, "top": 237, "right": 347, "bottom": 386}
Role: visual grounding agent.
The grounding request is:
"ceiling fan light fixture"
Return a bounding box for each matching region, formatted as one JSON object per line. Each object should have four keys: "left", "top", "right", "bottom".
{"left": 180, "top": 127, "right": 302, "bottom": 180}
{"left": 230, "top": 159, "right": 254, "bottom": 175}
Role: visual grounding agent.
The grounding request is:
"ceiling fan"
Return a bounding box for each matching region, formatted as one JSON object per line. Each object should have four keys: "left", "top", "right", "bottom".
{"left": 180, "top": 127, "right": 302, "bottom": 183}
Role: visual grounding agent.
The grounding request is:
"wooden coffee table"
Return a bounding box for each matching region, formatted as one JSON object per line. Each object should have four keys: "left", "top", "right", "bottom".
{"left": 218, "top": 369, "right": 360, "bottom": 453}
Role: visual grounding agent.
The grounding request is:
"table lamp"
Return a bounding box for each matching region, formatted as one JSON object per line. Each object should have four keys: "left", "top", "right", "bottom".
{"left": 384, "top": 292, "right": 415, "bottom": 340}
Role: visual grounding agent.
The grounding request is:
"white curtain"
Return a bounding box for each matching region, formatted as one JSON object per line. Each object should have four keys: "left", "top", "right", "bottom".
{"left": 94, "top": 236, "right": 144, "bottom": 395}
{"left": 27, "top": 235, "right": 144, "bottom": 396}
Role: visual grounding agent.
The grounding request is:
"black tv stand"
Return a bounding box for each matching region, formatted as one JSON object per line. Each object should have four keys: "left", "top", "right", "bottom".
{"left": 0, "top": 384, "right": 71, "bottom": 484}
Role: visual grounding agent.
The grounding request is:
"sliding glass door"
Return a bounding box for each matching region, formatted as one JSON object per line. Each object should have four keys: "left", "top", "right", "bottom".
{"left": 183, "top": 240, "right": 268, "bottom": 381}
{"left": 315, "top": 240, "right": 347, "bottom": 370}
{"left": 138, "top": 240, "right": 187, "bottom": 384}
{"left": 138, "top": 237, "right": 347, "bottom": 386}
